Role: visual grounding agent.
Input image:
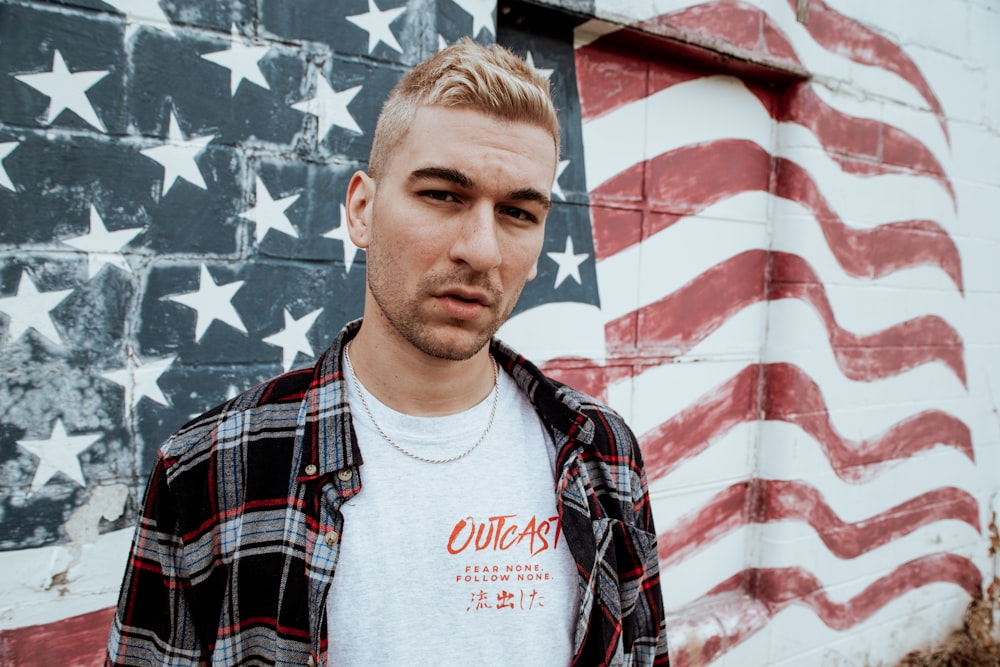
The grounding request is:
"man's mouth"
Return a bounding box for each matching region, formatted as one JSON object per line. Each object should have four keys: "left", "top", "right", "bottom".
{"left": 435, "top": 288, "right": 492, "bottom": 320}
{"left": 442, "top": 289, "right": 489, "bottom": 306}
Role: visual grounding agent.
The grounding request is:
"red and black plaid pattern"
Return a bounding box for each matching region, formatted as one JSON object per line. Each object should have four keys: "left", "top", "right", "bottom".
{"left": 108, "top": 320, "right": 668, "bottom": 666}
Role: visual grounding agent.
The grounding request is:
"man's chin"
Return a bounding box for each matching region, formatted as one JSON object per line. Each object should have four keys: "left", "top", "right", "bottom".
{"left": 404, "top": 320, "right": 498, "bottom": 362}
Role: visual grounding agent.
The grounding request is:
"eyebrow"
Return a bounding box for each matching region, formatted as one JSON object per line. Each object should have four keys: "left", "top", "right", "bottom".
{"left": 410, "top": 167, "right": 472, "bottom": 188}
{"left": 409, "top": 166, "right": 552, "bottom": 211}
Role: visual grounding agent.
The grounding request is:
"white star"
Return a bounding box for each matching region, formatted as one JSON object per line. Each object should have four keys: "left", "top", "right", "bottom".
{"left": 346, "top": 0, "right": 407, "bottom": 54}
{"left": 17, "top": 420, "right": 100, "bottom": 493}
{"left": 292, "top": 75, "right": 363, "bottom": 139}
{"left": 451, "top": 0, "right": 495, "bottom": 37}
{"left": 525, "top": 51, "right": 554, "bottom": 80}
{"left": 62, "top": 205, "right": 143, "bottom": 277}
{"left": 140, "top": 110, "right": 215, "bottom": 196}
{"left": 263, "top": 308, "right": 323, "bottom": 371}
{"left": 0, "top": 272, "right": 73, "bottom": 346}
{"left": 241, "top": 176, "right": 300, "bottom": 243}
{"left": 14, "top": 50, "right": 109, "bottom": 132}
{"left": 167, "top": 264, "right": 247, "bottom": 342}
{"left": 546, "top": 235, "right": 589, "bottom": 289}
{"left": 103, "top": 0, "right": 175, "bottom": 40}
{"left": 323, "top": 204, "right": 362, "bottom": 273}
{"left": 551, "top": 160, "right": 570, "bottom": 201}
{"left": 201, "top": 24, "right": 272, "bottom": 96}
{"left": 0, "top": 141, "right": 17, "bottom": 191}
{"left": 101, "top": 348, "right": 174, "bottom": 407}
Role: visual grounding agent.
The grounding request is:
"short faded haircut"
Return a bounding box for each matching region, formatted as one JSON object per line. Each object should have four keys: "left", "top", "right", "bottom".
{"left": 367, "top": 38, "right": 560, "bottom": 179}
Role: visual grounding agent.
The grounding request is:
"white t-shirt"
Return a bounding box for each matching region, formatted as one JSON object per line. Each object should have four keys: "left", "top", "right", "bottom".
{"left": 327, "top": 361, "right": 580, "bottom": 666}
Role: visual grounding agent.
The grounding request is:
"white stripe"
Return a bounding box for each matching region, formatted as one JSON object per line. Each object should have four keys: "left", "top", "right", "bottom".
{"left": 0, "top": 527, "right": 131, "bottom": 629}
{"left": 715, "top": 585, "right": 969, "bottom": 666}
{"left": 583, "top": 75, "right": 774, "bottom": 189}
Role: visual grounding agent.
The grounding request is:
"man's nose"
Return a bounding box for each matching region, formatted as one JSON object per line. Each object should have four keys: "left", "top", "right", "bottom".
{"left": 449, "top": 203, "right": 502, "bottom": 272}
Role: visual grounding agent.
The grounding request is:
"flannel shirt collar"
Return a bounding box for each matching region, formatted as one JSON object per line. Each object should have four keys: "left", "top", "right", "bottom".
{"left": 295, "top": 319, "right": 597, "bottom": 480}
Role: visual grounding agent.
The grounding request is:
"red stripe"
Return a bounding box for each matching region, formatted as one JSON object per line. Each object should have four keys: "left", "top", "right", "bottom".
{"left": 0, "top": 606, "right": 114, "bottom": 666}
{"left": 634, "top": 362, "right": 972, "bottom": 484}
{"left": 792, "top": 0, "right": 949, "bottom": 143}
{"left": 657, "top": 481, "right": 979, "bottom": 567}
{"left": 763, "top": 363, "right": 974, "bottom": 481}
{"left": 604, "top": 249, "right": 965, "bottom": 384}
{"left": 773, "top": 156, "right": 963, "bottom": 292}
{"left": 640, "top": 1, "right": 801, "bottom": 66}
{"left": 591, "top": 140, "right": 962, "bottom": 291}
{"left": 773, "top": 84, "right": 955, "bottom": 204}
{"left": 744, "top": 553, "right": 982, "bottom": 627}
{"left": 575, "top": 2, "right": 800, "bottom": 123}
{"left": 676, "top": 553, "right": 980, "bottom": 664}
{"left": 638, "top": 364, "right": 758, "bottom": 483}
{"left": 770, "top": 251, "right": 966, "bottom": 384}
{"left": 590, "top": 139, "right": 770, "bottom": 259}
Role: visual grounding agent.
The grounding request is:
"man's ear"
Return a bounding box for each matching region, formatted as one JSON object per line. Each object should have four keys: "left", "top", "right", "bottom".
{"left": 345, "top": 171, "right": 375, "bottom": 249}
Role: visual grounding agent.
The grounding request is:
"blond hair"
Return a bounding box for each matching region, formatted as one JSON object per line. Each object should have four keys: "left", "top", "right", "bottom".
{"left": 367, "top": 38, "right": 560, "bottom": 179}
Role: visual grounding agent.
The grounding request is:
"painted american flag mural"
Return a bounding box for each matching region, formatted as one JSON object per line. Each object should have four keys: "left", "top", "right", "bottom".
{"left": 1, "top": 0, "right": 998, "bottom": 665}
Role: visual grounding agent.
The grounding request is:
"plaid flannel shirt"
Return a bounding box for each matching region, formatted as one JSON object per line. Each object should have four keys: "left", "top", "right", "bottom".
{"left": 107, "top": 320, "right": 669, "bottom": 666}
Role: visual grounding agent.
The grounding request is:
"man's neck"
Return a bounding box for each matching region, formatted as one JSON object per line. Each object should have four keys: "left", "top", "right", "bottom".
{"left": 346, "top": 323, "right": 496, "bottom": 417}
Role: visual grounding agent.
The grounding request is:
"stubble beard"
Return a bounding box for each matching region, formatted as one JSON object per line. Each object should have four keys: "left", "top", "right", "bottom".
{"left": 367, "top": 263, "right": 524, "bottom": 362}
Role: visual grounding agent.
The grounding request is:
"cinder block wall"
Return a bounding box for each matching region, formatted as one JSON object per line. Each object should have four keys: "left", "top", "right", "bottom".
{"left": 1, "top": 1, "right": 998, "bottom": 665}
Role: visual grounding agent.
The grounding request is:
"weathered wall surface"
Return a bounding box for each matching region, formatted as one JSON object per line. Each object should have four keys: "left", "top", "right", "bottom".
{"left": 0, "top": 0, "right": 997, "bottom": 664}
{"left": 537, "top": 1, "right": 1000, "bottom": 665}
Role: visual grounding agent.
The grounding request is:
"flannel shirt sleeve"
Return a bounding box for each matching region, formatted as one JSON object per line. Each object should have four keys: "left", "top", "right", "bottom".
{"left": 628, "top": 427, "right": 671, "bottom": 666}
{"left": 106, "top": 453, "right": 209, "bottom": 666}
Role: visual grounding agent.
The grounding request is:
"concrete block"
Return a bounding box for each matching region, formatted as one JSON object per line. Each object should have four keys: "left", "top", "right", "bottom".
{"left": 907, "top": 46, "right": 986, "bottom": 125}
{"left": 901, "top": 0, "right": 969, "bottom": 59}
{"left": 0, "top": 4, "right": 125, "bottom": 135}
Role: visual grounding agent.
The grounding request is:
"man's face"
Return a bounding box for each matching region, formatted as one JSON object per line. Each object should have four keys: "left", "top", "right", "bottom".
{"left": 347, "top": 105, "right": 557, "bottom": 361}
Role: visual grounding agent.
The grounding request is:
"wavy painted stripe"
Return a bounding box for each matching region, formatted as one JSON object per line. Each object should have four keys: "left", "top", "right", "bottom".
{"left": 587, "top": 195, "right": 962, "bottom": 343}
{"left": 0, "top": 607, "right": 113, "bottom": 666}
{"left": 773, "top": 155, "right": 962, "bottom": 291}
{"left": 761, "top": 363, "right": 973, "bottom": 479}
{"left": 790, "top": 0, "right": 949, "bottom": 141}
{"left": 646, "top": 1, "right": 800, "bottom": 64}
{"left": 650, "top": 424, "right": 982, "bottom": 538}
{"left": 658, "top": 520, "right": 981, "bottom": 613}
{"left": 576, "top": 3, "right": 952, "bottom": 200}
{"left": 608, "top": 306, "right": 968, "bottom": 438}
{"left": 574, "top": 37, "right": 703, "bottom": 122}
{"left": 758, "top": 481, "right": 979, "bottom": 558}
{"left": 589, "top": 140, "right": 962, "bottom": 291}
{"left": 575, "top": 3, "right": 790, "bottom": 123}
{"left": 656, "top": 480, "right": 978, "bottom": 567}
{"left": 668, "top": 574, "right": 976, "bottom": 667}
{"left": 636, "top": 362, "right": 972, "bottom": 483}
{"left": 713, "top": 553, "right": 982, "bottom": 627}
{"left": 776, "top": 84, "right": 954, "bottom": 203}
{"left": 604, "top": 249, "right": 965, "bottom": 383}
{"left": 675, "top": 554, "right": 982, "bottom": 664}
{"left": 640, "top": 0, "right": 955, "bottom": 201}
{"left": 577, "top": 39, "right": 953, "bottom": 206}
{"left": 769, "top": 251, "right": 965, "bottom": 383}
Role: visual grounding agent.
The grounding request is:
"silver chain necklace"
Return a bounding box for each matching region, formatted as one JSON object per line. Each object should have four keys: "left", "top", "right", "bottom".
{"left": 343, "top": 342, "right": 500, "bottom": 464}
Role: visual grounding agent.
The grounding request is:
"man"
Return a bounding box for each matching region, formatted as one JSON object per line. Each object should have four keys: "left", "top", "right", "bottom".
{"left": 108, "top": 39, "right": 668, "bottom": 666}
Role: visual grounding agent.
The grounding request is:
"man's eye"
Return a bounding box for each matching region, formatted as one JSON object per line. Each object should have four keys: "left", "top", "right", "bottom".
{"left": 501, "top": 207, "right": 536, "bottom": 223}
{"left": 423, "top": 190, "right": 456, "bottom": 202}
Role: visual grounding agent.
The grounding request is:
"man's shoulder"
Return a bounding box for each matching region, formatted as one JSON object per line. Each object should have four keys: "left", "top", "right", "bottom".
{"left": 158, "top": 362, "right": 319, "bottom": 464}
{"left": 548, "top": 377, "right": 637, "bottom": 449}
{"left": 491, "top": 337, "right": 637, "bottom": 456}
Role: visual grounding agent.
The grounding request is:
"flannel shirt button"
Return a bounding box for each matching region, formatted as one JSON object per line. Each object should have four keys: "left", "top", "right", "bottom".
{"left": 324, "top": 531, "right": 339, "bottom": 547}
{"left": 304, "top": 464, "right": 317, "bottom": 476}
{"left": 337, "top": 469, "right": 352, "bottom": 482}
